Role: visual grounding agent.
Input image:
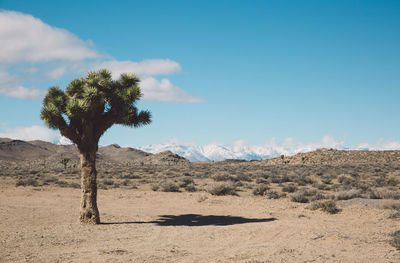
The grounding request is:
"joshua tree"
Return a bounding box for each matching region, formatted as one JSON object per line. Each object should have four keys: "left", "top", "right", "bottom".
{"left": 41, "top": 69, "right": 151, "bottom": 224}
{"left": 60, "top": 158, "right": 70, "bottom": 169}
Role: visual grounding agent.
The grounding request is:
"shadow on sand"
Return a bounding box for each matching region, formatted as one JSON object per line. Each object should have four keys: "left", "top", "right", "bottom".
{"left": 101, "top": 214, "right": 276, "bottom": 226}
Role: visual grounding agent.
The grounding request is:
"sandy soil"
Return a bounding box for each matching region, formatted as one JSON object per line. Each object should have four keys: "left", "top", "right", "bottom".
{"left": 1, "top": 184, "right": 399, "bottom": 262}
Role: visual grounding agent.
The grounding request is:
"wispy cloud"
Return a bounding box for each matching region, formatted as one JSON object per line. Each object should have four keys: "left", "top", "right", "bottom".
{"left": 140, "top": 77, "right": 203, "bottom": 102}
{"left": 91, "top": 59, "right": 181, "bottom": 78}
{"left": 0, "top": 70, "right": 45, "bottom": 99}
{"left": 0, "top": 10, "right": 201, "bottom": 102}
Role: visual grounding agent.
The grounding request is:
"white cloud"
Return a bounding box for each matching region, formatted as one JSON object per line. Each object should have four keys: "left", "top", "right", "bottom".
{"left": 0, "top": 10, "right": 201, "bottom": 102}
{"left": 92, "top": 59, "right": 181, "bottom": 78}
{"left": 0, "top": 11, "right": 99, "bottom": 63}
{"left": 0, "top": 70, "right": 44, "bottom": 99}
{"left": 140, "top": 77, "right": 203, "bottom": 102}
{"left": 0, "top": 125, "right": 60, "bottom": 143}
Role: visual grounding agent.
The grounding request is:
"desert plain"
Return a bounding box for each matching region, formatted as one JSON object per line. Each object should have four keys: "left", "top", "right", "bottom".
{"left": 1, "top": 138, "right": 400, "bottom": 262}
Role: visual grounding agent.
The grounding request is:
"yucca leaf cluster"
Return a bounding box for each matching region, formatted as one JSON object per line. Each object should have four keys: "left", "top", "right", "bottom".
{"left": 41, "top": 69, "right": 151, "bottom": 150}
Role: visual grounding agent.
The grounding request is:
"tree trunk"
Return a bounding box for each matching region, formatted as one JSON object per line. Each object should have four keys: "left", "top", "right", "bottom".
{"left": 79, "top": 150, "right": 100, "bottom": 224}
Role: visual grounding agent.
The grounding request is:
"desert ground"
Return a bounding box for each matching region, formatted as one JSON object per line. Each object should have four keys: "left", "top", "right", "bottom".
{"left": 1, "top": 140, "right": 400, "bottom": 262}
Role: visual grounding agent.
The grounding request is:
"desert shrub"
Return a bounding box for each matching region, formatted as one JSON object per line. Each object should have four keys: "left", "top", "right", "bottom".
{"left": 374, "top": 176, "right": 386, "bottom": 187}
{"left": 295, "top": 175, "right": 314, "bottom": 186}
{"left": 388, "top": 212, "right": 400, "bottom": 219}
{"left": 369, "top": 189, "right": 400, "bottom": 200}
{"left": 270, "top": 175, "right": 283, "bottom": 184}
{"left": 42, "top": 176, "right": 59, "bottom": 183}
{"left": 103, "top": 179, "right": 114, "bottom": 186}
{"left": 255, "top": 177, "right": 269, "bottom": 184}
{"left": 208, "top": 182, "right": 236, "bottom": 196}
{"left": 380, "top": 201, "right": 400, "bottom": 210}
{"left": 212, "top": 173, "right": 231, "bottom": 182}
{"left": 55, "top": 180, "right": 80, "bottom": 188}
{"left": 290, "top": 188, "right": 317, "bottom": 202}
{"left": 68, "top": 182, "right": 80, "bottom": 188}
{"left": 121, "top": 179, "right": 130, "bottom": 186}
{"left": 236, "top": 173, "right": 252, "bottom": 182}
{"left": 179, "top": 177, "right": 194, "bottom": 187}
{"left": 337, "top": 174, "right": 355, "bottom": 185}
{"left": 309, "top": 200, "right": 340, "bottom": 214}
{"left": 16, "top": 178, "right": 39, "bottom": 187}
{"left": 387, "top": 174, "right": 399, "bottom": 186}
{"left": 291, "top": 190, "right": 309, "bottom": 203}
{"left": 160, "top": 180, "right": 180, "bottom": 192}
{"left": 252, "top": 184, "right": 269, "bottom": 196}
{"left": 321, "top": 178, "right": 332, "bottom": 184}
{"left": 121, "top": 174, "right": 141, "bottom": 179}
{"left": 266, "top": 190, "right": 286, "bottom": 199}
{"left": 335, "top": 189, "right": 362, "bottom": 200}
{"left": 151, "top": 184, "right": 160, "bottom": 191}
{"left": 310, "top": 192, "right": 328, "bottom": 201}
{"left": 281, "top": 184, "right": 297, "bottom": 193}
{"left": 389, "top": 231, "right": 400, "bottom": 250}
{"left": 314, "top": 183, "right": 331, "bottom": 190}
{"left": 184, "top": 183, "right": 197, "bottom": 192}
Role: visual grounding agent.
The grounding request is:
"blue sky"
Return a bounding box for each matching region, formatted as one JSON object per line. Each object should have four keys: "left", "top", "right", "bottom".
{"left": 0, "top": 0, "right": 399, "bottom": 150}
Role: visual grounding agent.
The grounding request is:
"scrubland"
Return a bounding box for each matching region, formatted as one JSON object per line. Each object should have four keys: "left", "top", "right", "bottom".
{"left": 1, "top": 152, "right": 400, "bottom": 262}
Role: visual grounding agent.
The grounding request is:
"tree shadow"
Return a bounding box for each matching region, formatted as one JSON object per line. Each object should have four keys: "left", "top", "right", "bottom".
{"left": 102, "top": 214, "right": 276, "bottom": 226}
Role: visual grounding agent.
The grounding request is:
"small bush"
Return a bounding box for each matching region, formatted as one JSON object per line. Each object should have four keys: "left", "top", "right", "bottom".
{"left": 389, "top": 231, "right": 400, "bottom": 250}
{"left": 369, "top": 189, "right": 400, "bottom": 200}
{"left": 212, "top": 174, "right": 231, "bottom": 182}
{"left": 282, "top": 184, "right": 297, "bottom": 193}
{"left": 381, "top": 201, "right": 400, "bottom": 210}
{"left": 335, "top": 189, "right": 361, "bottom": 200}
{"left": 121, "top": 179, "right": 130, "bottom": 186}
{"left": 42, "top": 176, "right": 58, "bottom": 183}
{"left": 310, "top": 192, "right": 327, "bottom": 201}
{"left": 388, "top": 212, "right": 400, "bottom": 219}
{"left": 338, "top": 174, "right": 355, "bottom": 185}
{"left": 252, "top": 184, "right": 269, "bottom": 196}
{"left": 266, "top": 190, "right": 286, "bottom": 199}
{"left": 295, "top": 175, "right": 314, "bottom": 186}
{"left": 236, "top": 173, "right": 252, "bottom": 182}
{"left": 16, "top": 178, "right": 39, "bottom": 187}
{"left": 208, "top": 183, "right": 236, "bottom": 196}
{"left": 160, "top": 181, "right": 180, "bottom": 192}
{"left": 184, "top": 183, "right": 197, "bottom": 192}
{"left": 151, "top": 184, "right": 160, "bottom": 191}
{"left": 103, "top": 179, "right": 114, "bottom": 186}
{"left": 291, "top": 192, "right": 309, "bottom": 203}
{"left": 309, "top": 200, "right": 340, "bottom": 214}
{"left": 179, "top": 177, "right": 194, "bottom": 187}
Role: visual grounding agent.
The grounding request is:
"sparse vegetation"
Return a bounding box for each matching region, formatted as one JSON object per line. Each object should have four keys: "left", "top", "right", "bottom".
{"left": 252, "top": 184, "right": 269, "bottom": 196}
{"left": 60, "top": 158, "right": 70, "bottom": 169}
{"left": 309, "top": 200, "right": 340, "bottom": 214}
{"left": 389, "top": 231, "right": 400, "bottom": 250}
{"left": 160, "top": 180, "right": 180, "bottom": 192}
{"left": 209, "top": 182, "right": 237, "bottom": 196}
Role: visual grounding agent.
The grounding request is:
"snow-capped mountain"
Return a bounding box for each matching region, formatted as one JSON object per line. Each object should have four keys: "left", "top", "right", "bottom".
{"left": 138, "top": 136, "right": 353, "bottom": 162}
{"left": 136, "top": 136, "right": 400, "bottom": 162}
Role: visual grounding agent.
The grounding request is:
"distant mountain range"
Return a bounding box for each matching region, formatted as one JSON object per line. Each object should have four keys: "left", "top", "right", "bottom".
{"left": 0, "top": 138, "right": 187, "bottom": 164}
{"left": 138, "top": 142, "right": 347, "bottom": 162}
{"left": 2, "top": 137, "right": 400, "bottom": 164}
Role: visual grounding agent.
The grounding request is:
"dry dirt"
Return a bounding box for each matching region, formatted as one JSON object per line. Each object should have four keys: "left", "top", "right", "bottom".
{"left": 1, "top": 184, "right": 399, "bottom": 263}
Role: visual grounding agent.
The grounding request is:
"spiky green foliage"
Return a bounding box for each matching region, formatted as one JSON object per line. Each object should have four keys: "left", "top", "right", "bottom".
{"left": 41, "top": 69, "right": 151, "bottom": 151}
